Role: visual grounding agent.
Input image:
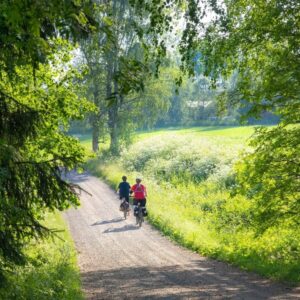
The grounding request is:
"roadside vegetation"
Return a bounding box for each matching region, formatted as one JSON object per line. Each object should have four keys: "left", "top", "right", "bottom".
{"left": 86, "top": 126, "right": 300, "bottom": 283}
{"left": 0, "top": 212, "right": 82, "bottom": 300}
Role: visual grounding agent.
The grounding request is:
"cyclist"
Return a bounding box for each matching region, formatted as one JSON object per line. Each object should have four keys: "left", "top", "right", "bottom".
{"left": 117, "top": 176, "right": 131, "bottom": 211}
{"left": 131, "top": 177, "right": 147, "bottom": 217}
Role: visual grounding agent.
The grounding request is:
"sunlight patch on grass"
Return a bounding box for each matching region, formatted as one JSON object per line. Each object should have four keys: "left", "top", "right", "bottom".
{"left": 0, "top": 212, "right": 82, "bottom": 300}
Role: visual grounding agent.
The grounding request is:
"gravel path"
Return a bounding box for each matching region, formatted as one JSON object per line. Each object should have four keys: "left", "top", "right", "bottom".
{"left": 64, "top": 172, "right": 300, "bottom": 299}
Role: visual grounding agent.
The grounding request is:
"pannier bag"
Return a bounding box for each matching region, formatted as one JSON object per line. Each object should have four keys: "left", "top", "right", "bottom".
{"left": 133, "top": 206, "right": 147, "bottom": 216}
{"left": 120, "top": 201, "right": 129, "bottom": 211}
{"left": 134, "top": 207, "right": 139, "bottom": 216}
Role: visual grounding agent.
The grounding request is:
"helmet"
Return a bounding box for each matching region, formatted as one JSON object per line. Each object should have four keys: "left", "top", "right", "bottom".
{"left": 136, "top": 177, "right": 142, "bottom": 181}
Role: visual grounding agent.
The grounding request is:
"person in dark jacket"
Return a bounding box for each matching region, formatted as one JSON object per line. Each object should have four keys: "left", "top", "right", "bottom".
{"left": 117, "top": 176, "right": 131, "bottom": 203}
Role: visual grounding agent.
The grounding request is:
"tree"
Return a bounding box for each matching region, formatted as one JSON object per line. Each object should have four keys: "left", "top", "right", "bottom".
{"left": 178, "top": 0, "right": 300, "bottom": 228}
{"left": 236, "top": 125, "right": 300, "bottom": 230}
{"left": 80, "top": 34, "right": 108, "bottom": 152}
{"left": 0, "top": 0, "right": 97, "bottom": 72}
{"left": 0, "top": 1, "right": 97, "bottom": 279}
{"left": 81, "top": 0, "right": 171, "bottom": 154}
{"left": 136, "top": 0, "right": 299, "bottom": 227}
{"left": 0, "top": 43, "right": 95, "bottom": 278}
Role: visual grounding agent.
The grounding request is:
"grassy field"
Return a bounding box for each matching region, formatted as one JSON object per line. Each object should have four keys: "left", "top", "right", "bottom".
{"left": 84, "top": 126, "right": 300, "bottom": 283}
{"left": 0, "top": 212, "right": 82, "bottom": 300}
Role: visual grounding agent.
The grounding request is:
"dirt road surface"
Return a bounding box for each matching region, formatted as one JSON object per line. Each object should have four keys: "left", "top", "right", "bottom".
{"left": 64, "top": 172, "right": 300, "bottom": 299}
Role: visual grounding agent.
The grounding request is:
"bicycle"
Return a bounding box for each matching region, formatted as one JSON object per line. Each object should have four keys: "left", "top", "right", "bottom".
{"left": 134, "top": 202, "right": 145, "bottom": 227}
{"left": 119, "top": 198, "right": 130, "bottom": 219}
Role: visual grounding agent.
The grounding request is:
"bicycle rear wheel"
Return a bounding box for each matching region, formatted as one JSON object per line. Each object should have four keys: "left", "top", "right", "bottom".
{"left": 138, "top": 211, "right": 143, "bottom": 227}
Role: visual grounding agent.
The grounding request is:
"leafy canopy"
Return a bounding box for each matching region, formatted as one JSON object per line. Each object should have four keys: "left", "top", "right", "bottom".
{"left": 141, "top": 0, "right": 300, "bottom": 228}
{"left": 0, "top": 41, "right": 95, "bottom": 276}
{"left": 0, "top": 0, "right": 97, "bottom": 280}
{"left": 187, "top": 0, "right": 300, "bottom": 228}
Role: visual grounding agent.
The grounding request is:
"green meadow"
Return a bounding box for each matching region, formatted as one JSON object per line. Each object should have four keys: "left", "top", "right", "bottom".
{"left": 85, "top": 126, "right": 300, "bottom": 283}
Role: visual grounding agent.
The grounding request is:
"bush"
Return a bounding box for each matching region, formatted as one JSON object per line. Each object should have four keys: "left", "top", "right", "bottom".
{"left": 122, "top": 135, "right": 238, "bottom": 185}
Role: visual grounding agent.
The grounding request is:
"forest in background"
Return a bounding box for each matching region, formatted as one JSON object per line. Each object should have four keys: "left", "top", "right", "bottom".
{"left": 70, "top": 70, "right": 280, "bottom": 135}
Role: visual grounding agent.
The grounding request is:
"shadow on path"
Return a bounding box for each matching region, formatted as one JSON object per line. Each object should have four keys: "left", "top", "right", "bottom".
{"left": 102, "top": 225, "right": 139, "bottom": 234}
{"left": 81, "top": 263, "right": 297, "bottom": 300}
{"left": 67, "top": 171, "right": 91, "bottom": 183}
{"left": 91, "top": 218, "right": 124, "bottom": 226}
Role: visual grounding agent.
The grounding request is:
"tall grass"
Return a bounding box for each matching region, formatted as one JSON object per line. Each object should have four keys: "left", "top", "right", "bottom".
{"left": 86, "top": 126, "right": 300, "bottom": 283}
{"left": 0, "top": 212, "right": 82, "bottom": 300}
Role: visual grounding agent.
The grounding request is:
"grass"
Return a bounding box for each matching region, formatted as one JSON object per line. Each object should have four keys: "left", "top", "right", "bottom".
{"left": 135, "top": 126, "right": 249, "bottom": 140}
{"left": 83, "top": 125, "right": 300, "bottom": 284}
{"left": 0, "top": 211, "right": 83, "bottom": 300}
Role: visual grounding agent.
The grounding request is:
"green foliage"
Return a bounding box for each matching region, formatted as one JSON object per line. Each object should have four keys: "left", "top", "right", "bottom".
{"left": 0, "top": 0, "right": 97, "bottom": 72}
{"left": 121, "top": 134, "right": 240, "bottom": 187}
{"left": 0, "top": 212, "right": 82, "bottom": 300}
{"left": 0, "top": 0, "right": 98, "bottom": 280}
{"left": 0, "top": 42, "right": 95, "bottom": 278}
{"left": 85, "top": 126, "right": 300, "bottom": 282}
{"left": 194, "top": 0, "right": 300, "bottom": 121}
{"left": 175, "top": 0, "right": 300, "bottom": 230}
{"left": 80, "top": 5, "right": 175, "bottom": 154}
{"left": 236, "top": 125, "right": 300, "bottom": 230}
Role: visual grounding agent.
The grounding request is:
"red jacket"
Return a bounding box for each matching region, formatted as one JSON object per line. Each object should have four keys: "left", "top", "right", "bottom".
{"left": 131, "top": 184, "right": 147, "bottom": 200}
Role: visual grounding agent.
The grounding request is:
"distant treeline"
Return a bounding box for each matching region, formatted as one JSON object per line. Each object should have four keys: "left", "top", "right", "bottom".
{"left": 69, "top": 73, "right": 280, "bottom": 135}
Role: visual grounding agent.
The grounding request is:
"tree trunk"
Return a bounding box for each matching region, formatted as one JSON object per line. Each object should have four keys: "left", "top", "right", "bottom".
{"left": 109, "top": 116, "right": 119, "bottom": 155}
{"left": 108, "top": 80, "right": 119, "bottom": 155}
{"left": 107, "top": 55, "right": 121, "bottom": 155}
{"left": 105, "top": 59, "right": 118, "bottom": 155}
{"left": 91, "top": 81, "right": 100, "bottom": 153}
{"left": 92, "top": 125, "right": 99, "bottom": 152}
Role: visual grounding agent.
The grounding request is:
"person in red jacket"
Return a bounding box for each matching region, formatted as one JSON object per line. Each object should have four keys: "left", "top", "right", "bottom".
{"left": 131, "top": 178, "right": 147, "bottom": 215}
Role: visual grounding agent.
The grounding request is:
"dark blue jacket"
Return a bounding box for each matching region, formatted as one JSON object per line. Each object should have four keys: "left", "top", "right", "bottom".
{"left": 118, "top": 182, "right": 131, "bottom": 197}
